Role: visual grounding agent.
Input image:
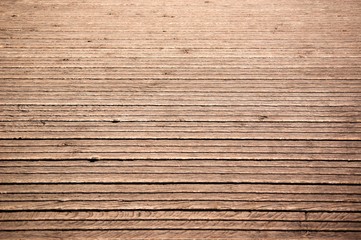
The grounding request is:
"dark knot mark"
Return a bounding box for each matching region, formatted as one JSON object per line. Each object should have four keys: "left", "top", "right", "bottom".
{"left": 259, "top": 115, "right": 268, "bottom": 121}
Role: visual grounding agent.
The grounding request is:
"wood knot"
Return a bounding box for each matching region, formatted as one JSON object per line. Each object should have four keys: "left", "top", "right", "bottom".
{"left": 259, "top": 115, "right": 268, "bottom": 121}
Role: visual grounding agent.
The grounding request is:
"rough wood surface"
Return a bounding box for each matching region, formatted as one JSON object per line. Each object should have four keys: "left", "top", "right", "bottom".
{"left": 0, "top": 0, "right": 360, "bottom": 239}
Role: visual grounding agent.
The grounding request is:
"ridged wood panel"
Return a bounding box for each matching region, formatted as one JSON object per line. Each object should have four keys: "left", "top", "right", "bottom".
{"left": 0, "top": 0, "right": 360, "bottom": 239}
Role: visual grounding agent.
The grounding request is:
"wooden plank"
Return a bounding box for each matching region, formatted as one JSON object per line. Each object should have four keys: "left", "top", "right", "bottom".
{"left": 0, "top": 152, "right": 359, "bottom": 160}
{"left": 0, "top": 173, "right": 359, "bottom": 184}
{"left": 1, "top": 122, "right": 359, "bottom": 140}
{"left": 1, "top": 220, "right": 360, "bottom": 231}
{"left": 1, "top": 121, "right": 359, "bottom": 131}
{"left": 1, "top": 132, "right": 360, "bottom": 140}
{"left": 1, "top": 166, "right": 360, "bottom": 175}
{"left": 0, "top": 230, "right": 359, "bottom": 240}
{"left": 0, "top": 139, "right": 358, "bottom": 147}
{"left": 1, "top": 160, "right": 359, "bottom": 168}
{"left": 2, "top": 200, "right": 361, "bottom": 212}
{"left": 0, "top": 145, "right": 358, "bottom": 154}
{"left": 0, "top": 184, "right": 359, "bottom": 194}
{"left": 1, "top": 211, "right": 359, "bottom": 222}
{"left": 0, "top": 131, "right": 360, "bottom": 140}
{"left": 1, "top": 193, "right": 360, "bottom": 202}
{"left": 0, "top": 99, "right": 359, "bottom": 106}
{"left": 0, "top": 79, "right": 360, "bottom": 86}
{"left": 0, "top": 211, "right": 305, "bottom": 221}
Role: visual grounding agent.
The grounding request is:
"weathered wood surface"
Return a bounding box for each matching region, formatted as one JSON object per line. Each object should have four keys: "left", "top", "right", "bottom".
{"left": 0, "top": 0, "right": 360, "bottom": 239}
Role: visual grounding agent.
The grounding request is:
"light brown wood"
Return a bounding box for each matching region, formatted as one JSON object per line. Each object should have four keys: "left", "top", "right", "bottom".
{"left": 0, "top": 183, "right": 360, "bottom": 194}
{"left": 2, "top": 200, "right": 361, "bottom": 212}
{"left": 1, "top": 0, "right": 360, "bottom": 239}
{"left": 1, "top": 220, "right": 360, "bottom": 231}
{"left": 0, "top": 230, "right": 358, "bottom": 240}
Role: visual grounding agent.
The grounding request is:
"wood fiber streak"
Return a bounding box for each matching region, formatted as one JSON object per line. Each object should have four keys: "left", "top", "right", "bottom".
{"left": 0, "top": 0, "right": 360, "bottom": 239}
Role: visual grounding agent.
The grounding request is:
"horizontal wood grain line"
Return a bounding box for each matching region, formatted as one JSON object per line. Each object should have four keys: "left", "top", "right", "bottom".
{"left": 2, "top": 110, "right": 359, "bottom": 115}
{"left": 0, "top": 153, "right": 359, "bottom": 161}
{"left": 0, "top": 115, "right": 357, "bottom": 122}
{"left": 5, "top": 32, "right": 359, "bottom": 36}
{"left": 1, "top": 9, "right": 360, "bottom": 13}
{"left": 1, "top": 90, "right": 360, "bottom": 94}
{"left": 0, "top": 184, "right": 359, "bottom": 194}
{"left": 0, "top": 140, "right": 358, "bottom": 147}
{"left": 3, "top": 105, "right": 359, "bottom": 113}
{"left": 2, "top": 27, "right": 358, "bottom": 31}
{"left": 1, "top": 65, "right": 361, "bottom": 69}
{"left": 2, "top": 117, "right": 356, "bottom": 122}
{"left": 2, "top": 71, "right": 361, "bottom": 76}
{"left": 1, "top": 125, "right": 358, "bottom": 130}
{"left": 0, "top": 147, "right": 358, "bottom": 154}
{"left": 0, "top": 173, "right": 359, "bottom": 184}
{"left": 1, "top": 193, "right": 360, "bottom": 202}
{"left": 2, "top": 86, "right": 359, "bottom": 90}
{"left": 0, "top": 220, "right": 360, "bottom": 231}
{"left": 1, "top": 200, "right": 361, "bottom": 212}
{"left": 3, "top": 8, "right": 358, "bottom": 12}
{"left": 1, "top": 69, "right": 360, "bottom": 73}
{"left": 1, "top": 54, "right": 360, "bottom": 58}
{"left": 3, "top": 45, "right": 358, "bottom": 48}
{"left": 0, "top": 78, "right": 359, "bottom": 82}
{"left": 0, "top": 230, "right": 358, "bottom": 240}
{"left": 3, "top": 38, "right": 360, "bottom": 42}
{"left": 2, "top": 130, "right": 358, "bottom": 134}
{"left": 2, "top": 92, "right": 360, "bottom": 97}
{"left": 0, "top": 211, "right": 306, "bottom": 221}
{"left": 2, "top": 12, "right": 360, "bottom": 16}
{"left": 1, "top": 77, "right": 360, "bottom": 81}
{"left": 1, "top": 166, "right": 359, "bottom": 175}
{"left": 1, "top": 142, "right": 359, "bottom": 149}
{"left": 1, "top": 45, "right": 359, "bottom": 49}
{"left": 1, "top": 101, "right": 359, "bottom": 106}
{"left": 2, "top": 132, "right": 359, "bottom": 140}
{"left": 1, "top": 49, "right": 359, "bottom": 54}
{"left": 1, "top": 121, "right": 358, "bottom": 127}
{"left": 1, "top": 78, "right": 360, "bottom": 80}
{"left": 1, "top": 160, "right": 359, "bottom": 168}
{"left": 2, "top": 7, "right": 359, "bottom": 11}
{"left": 1, "top": 211, "right": 360, "bottom": 222}
{"left": 0, "top": 86, "right": 360, "bottom": 90}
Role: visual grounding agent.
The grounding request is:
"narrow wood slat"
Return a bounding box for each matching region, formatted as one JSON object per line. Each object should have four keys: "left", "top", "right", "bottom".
{"left": 0, "top": 139, "right": 357, "bottom": 147}
{"left": 1, "top": 166, "right": 359, "bottom": 175}
{"left": 1, "top": 145, "right": 358, "bottom": 154}
{"left": 1, "top": 79, "right": 359, "bottom": 85}
{"left": 1, "top": 193, "right": 360, "bottom": 202}
{"left": 0, "top": 184, "right": 359, "bottom": 194}
{"left": 1, "top": 220, "right": 360, "bottom": 231}
{"left": 1, "top": 173, "right": 359, "bottom": 184}
{"left": 0, "top": 152, "right": 358, "bottom": 160}
{"left": 0, "top": 230, "right": 358, "bottom": 240}
{"left": 1, "top": 99, "right": 359, "bottom": 106}
{"left": 1, "top": 122, "right": 359, "bottom": 140}
{"left": 2, "top": 121, "right": 360, "bottom": 131}
{"left": 2, "top": 200, "right": 361, "bottom": 212}
{"left": 2, "top": 132, "right": 359, "bottom": 140}
{"left": 1, "top": 160, "right": 360, "bottom": 168}
{"left": 0, "top": 211, "right": 306, "bottom": 221}
{"left": 1, "top": 211, "right": 359, "bottom": 222}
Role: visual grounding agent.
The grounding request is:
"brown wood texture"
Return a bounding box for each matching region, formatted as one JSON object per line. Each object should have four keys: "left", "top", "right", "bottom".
{"left": 0, "top": 0, "right": 360, "bottom": 239}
